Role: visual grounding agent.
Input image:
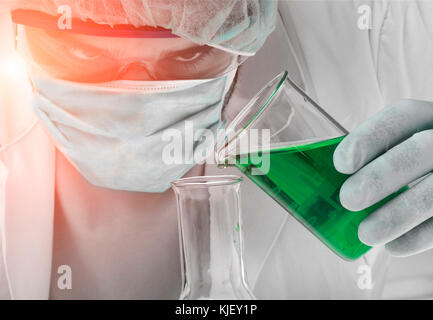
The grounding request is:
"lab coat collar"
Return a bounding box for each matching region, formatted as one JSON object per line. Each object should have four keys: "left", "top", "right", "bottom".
{"left": 0, "top": 120, "right": 55, "bottom": 299}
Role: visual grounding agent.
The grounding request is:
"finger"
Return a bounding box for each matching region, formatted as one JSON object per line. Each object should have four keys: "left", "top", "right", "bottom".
{"left": 358, "top": 173, "right": 433, "bottom": 246}
{"left": 334, "top": 99, "right": 433, "bottom": 174}
{"left": 385, "top": 217, "right": 433, "bottom": 257}
{"left": 340, "top": 129, "right": 433, "bottom": 211}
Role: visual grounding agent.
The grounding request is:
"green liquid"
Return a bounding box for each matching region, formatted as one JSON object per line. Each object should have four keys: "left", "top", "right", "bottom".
{"left": 235, "top": 136, "right": 399, "bottom": 261}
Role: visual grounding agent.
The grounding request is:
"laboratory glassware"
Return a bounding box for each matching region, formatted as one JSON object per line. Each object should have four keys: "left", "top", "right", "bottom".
{"left": 216, "top": 71, "right": 403, "bottom": 261}
{"left": 172, "top": 175, "right": 255, "bottom": 300}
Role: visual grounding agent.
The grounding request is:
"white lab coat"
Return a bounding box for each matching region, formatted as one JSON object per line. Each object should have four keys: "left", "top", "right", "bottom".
{"left": 1, "top": 1, "right": 433, "bottom": 299}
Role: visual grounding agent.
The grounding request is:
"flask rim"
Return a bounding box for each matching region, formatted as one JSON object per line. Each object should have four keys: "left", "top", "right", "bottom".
{"left": 214, "top": 71, "right": 287, "bottom": 165}
{"left": 171, "top": 175, "right": 242, "bottom": 188}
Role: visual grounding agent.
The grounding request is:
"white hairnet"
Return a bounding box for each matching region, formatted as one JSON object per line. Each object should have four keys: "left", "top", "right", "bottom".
{"left": 4, "top": 0, "right": 278, "bottom": 56}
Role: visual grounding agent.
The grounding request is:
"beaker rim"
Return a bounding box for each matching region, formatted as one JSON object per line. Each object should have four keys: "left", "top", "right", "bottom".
{"left": 214, "top": 70, "right": 347, "bottom": 164}
{"left": 214, "top": 71, "right": 287, "bottom": 164}
{"left": 171, "top": 175, "right": 242, "bottom": 188}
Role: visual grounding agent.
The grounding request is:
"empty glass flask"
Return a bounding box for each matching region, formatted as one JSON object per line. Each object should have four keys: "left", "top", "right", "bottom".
{"left": 172, "top": 175, "right": 255, "bottom": 300}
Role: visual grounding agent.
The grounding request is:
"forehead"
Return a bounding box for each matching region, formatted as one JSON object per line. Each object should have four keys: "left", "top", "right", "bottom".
{"left": 24, "top": 26, "right": 201, "bottom": 59}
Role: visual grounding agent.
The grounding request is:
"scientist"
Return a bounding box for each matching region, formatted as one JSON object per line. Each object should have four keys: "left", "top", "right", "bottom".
{"left": 0, "top": 0, "right": 432, "bottom": 300}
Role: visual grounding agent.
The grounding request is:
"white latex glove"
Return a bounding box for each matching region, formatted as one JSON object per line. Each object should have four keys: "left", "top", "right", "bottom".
{"left": 334, "top": 99, "right": 433, "bottom": 257}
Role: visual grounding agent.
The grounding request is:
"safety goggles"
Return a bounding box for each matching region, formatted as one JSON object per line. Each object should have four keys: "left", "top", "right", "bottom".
{"left": 12, "top": 9, "right": 248, "bottom": 82}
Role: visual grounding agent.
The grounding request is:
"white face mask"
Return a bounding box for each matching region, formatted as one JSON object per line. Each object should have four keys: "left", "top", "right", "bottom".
{"left": 31, "top": 72, "right": 236, "bottom": 192}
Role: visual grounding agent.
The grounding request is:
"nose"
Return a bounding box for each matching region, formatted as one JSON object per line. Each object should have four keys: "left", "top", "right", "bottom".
{"left": 118, "top": 62, "right": 155, "bottom": 81}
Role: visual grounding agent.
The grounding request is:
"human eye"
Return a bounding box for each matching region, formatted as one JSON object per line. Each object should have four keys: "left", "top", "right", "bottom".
{"left": 170, "top": 46, "right": 213, "bottom": 64}
{"left": 156, "top": 46, "right": 222, "bottom": 79}
{"left": 174, "top": 51, "right": 204, "bottom": 63}
{"left": 67, "top": 46, "right": 101, "bottom": 60}
{"left": 24, "top": 27, "right": 121, "bottom": 82}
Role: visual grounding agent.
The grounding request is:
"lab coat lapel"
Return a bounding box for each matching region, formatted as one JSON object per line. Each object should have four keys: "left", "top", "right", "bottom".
{"left": 0, "top": 122, "right": 55, "bottom": 299}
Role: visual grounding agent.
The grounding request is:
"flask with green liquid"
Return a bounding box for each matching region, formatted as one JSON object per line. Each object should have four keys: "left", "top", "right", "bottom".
{"left": 216, "top": 71, "right": 402, "bottom": 261}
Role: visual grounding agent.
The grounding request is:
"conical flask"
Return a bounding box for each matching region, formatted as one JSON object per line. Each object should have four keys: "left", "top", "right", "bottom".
{"left": 216, "top": 71, "right": 401, "bottom": 261}
{"left": 172, "top": 175, "right": 255, "bottom": 300}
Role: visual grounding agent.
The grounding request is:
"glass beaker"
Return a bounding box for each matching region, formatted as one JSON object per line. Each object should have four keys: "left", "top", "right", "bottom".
{"left": 172, "top": 175, "right": 255, "bottom": 300}
{"left": 216, "top": 71, "right": 402, "bottom": 261}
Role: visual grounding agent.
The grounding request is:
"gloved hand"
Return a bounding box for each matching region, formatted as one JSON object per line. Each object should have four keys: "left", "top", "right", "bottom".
{"left": 333, "top": 99, "right": 433, "bottom": 257}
